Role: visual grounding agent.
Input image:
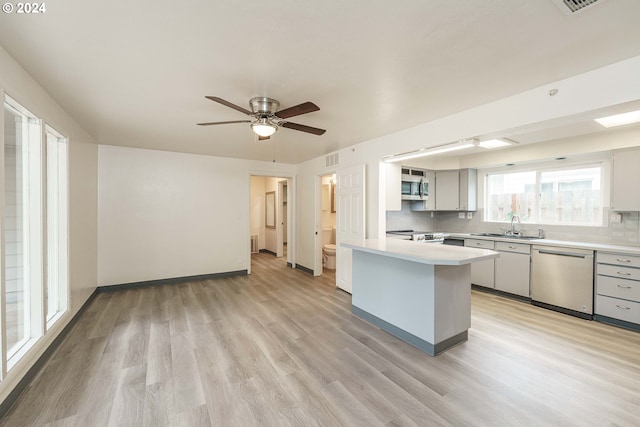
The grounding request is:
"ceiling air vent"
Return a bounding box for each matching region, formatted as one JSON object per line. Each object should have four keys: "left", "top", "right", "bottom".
{"left": 325, "top": 152, "right": 339, "bottom": 168}
{"left": 552, "top": 0, "right": 606, "bottom": 14}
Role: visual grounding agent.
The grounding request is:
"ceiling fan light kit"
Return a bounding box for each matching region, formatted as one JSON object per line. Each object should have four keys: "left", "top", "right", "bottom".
{"left": 251, "top": 118, "right": 277, "bottom": 137}
{"left": 198, "top": 96, "right": 326, "bottom": 140}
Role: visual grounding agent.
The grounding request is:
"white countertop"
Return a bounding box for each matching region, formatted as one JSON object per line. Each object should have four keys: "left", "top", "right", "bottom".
{"left": 342, "top": 239, "right": 498, "bottom": 266}
{"left": 449, "top": 233, "right": 640, "bottom": 256}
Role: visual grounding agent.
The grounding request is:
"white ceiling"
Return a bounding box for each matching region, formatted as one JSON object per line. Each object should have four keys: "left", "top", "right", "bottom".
{"left": 1, "top": 0, "right": 640, "bottom": 163}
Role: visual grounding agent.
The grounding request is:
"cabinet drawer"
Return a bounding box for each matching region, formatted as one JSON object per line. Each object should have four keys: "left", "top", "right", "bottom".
{"left": 597, "top": 252, "right": 640, "bottom": 268}
{"left": 596, "top": 295, "right": 640, "bottom": 324}
{"left": 597, "top": 275, "right": 640, "bottom": 302}
{"left": 596, "top": 263, "right": 640, "bottom": 281}
{"left": 464, "top": 239, "right": 495, "bottom": 250}
{"left": 495, "top": 241, "right": 531, "bottom": 254}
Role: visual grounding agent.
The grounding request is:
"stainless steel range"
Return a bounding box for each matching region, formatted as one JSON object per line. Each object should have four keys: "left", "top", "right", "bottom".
{"left": 386, "top": 230, "right": 448, "bottom": 243}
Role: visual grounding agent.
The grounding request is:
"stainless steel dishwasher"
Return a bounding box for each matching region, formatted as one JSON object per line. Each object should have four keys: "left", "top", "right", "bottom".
{"left": 531, "top": 245, "right": 594, "bottom": 319}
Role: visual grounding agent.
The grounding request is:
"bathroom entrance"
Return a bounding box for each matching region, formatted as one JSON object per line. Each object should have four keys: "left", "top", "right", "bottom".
{"left": 318, "top": 173, "right": 337, "bottom": 280}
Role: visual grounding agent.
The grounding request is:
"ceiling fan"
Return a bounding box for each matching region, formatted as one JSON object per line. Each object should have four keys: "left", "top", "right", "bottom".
{"left": 198, "top": 96, "right": 326, "bottom": 140}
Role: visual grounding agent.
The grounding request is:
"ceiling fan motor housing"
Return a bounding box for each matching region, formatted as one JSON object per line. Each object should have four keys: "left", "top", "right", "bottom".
{"left": 250, "top": 97, "right": 280, "bottom": 115}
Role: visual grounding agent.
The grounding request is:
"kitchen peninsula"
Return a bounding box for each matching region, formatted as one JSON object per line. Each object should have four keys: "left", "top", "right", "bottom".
{"left": 342, "top": 239, "right": 498, "bottom": 355}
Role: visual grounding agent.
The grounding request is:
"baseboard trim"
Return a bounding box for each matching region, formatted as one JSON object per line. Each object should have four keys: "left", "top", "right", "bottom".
{"left": 259, "top": 249, "right": 277, "bottom": 256}
{"left": 97, "top": 270, "right": 248, "bottom": 292}
{"left": 471, "top": 284, "right": 531, "bottom": 303}
{"left": 0, "top": 289, "right": 98, "bottom": 421}
{"left": 351, "top": 305, "right": 468, "bottom": 356}
{"left": 594, "top": 315, "right": 640, "bottom": 332}
{"left": 294, "top": 264, "right": 314, "bottom": 275}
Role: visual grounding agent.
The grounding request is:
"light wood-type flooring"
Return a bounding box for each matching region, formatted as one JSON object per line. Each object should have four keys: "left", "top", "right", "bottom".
{"left": 2, "top": 252, "right": 640, "bottom": 426}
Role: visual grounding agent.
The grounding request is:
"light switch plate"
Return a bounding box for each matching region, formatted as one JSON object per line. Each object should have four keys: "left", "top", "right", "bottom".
{"left": 467, "top": 212, "right": 473, "bottom": 219}
{"left": 458, "top": 212, "right": 465, "bottom": 219}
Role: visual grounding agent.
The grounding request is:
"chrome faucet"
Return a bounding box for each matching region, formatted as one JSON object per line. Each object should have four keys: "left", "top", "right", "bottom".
{"left": 510, "top": 214, "right": 521, "bottom": 235}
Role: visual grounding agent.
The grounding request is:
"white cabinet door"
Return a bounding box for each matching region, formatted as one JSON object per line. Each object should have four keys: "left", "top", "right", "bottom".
{"left": 336, "top": 164, "right": 366, "bottom": 294}
{"left": 495, "top": 251, "right": 530, "bottom": 297}
{"left": 435, "top": 170, "right": 459, "bottom": 211}
{"left": 612, "top": 149, "right": 640, "bottom": 212}
{"left": 465, "top": 239, "right": 495, "bottom": 288}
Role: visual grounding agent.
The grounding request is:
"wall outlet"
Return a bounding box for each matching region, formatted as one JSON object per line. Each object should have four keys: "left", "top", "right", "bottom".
{"left": 458, "top": 212, "right": 465, "bottom": 219}
{"left": 467, "top": 212, "right": 473, "bottom": 220}
{"left": 610, "top": 213, "right": 622, "bottom": 223}
{"left": 430, "top": 211, "right": 434, "bottom": 218}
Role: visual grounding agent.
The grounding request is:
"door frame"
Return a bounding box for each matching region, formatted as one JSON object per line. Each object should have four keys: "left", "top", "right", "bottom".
{"left": 314, "top": 171, "right": 336, "bottom": 277}
{"left": 248, "top": 172, "right": 296, "bottom": 275}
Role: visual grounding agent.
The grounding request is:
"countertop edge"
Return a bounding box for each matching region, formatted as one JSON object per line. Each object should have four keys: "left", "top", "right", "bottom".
{"left": 449, "top": 233, "right": 640, "bottom": 255}
{"left": 342, "top": 239, "right": 499, "bottom": 266}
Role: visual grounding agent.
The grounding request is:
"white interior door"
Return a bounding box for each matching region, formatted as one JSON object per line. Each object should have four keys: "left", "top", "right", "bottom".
{"left": 336, "top": 164, "right": 366, "bottom": 293}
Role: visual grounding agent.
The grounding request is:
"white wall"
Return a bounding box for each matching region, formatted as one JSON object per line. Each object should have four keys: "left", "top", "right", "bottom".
{"left": 295, "top": 55, "right": 640, "bottom": 270}
{"left": 98, "top": 145, "right": 295, "bottom": 286}
{"left": 0, "top": 45, "right": 98, "bottom": 404}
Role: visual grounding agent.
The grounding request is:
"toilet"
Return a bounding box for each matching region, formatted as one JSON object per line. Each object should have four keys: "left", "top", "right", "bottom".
{"left": 322, "top": 227, "right": 337, "bottom": 270}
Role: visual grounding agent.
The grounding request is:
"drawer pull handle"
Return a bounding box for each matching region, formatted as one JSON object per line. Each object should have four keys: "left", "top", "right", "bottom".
{"left": 615, "top": 258, "right": 631, "bottom": 263}
{"left": 617, "top": 284, "right": 632, "bottom": 289}
{"left": 615, "top": 305, "right": 631, "bottom": 310}
{"left": 617, "top": 272, "right": 632, "bottom": 276}
{"left": 509, "top": 246, "right": 517, "bottom": 249}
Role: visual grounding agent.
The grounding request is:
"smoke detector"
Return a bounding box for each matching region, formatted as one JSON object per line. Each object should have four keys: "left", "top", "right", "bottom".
{"left": 551, "top": 0, "right": 607, "bottom": 14}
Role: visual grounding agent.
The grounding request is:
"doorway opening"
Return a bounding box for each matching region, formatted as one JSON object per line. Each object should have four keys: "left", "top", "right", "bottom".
{"left": 317, "top": 173, "right": 337, "bottom": 283}
{"left": 249, "top": 175, "right": 293, "bottom": 273}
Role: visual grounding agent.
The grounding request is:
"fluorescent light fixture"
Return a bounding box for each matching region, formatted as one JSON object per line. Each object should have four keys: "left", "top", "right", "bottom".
{"left": 251, "top": 118, "right": 277, "bottom": 137}
{"left": 477, "top": 138, "right": 515, "bottom": 149}
{"left": 594, "top": 110, "right": 640, "bottom": 128}
{"left": 384, "top": 142, "right": 475, "bottom": 163}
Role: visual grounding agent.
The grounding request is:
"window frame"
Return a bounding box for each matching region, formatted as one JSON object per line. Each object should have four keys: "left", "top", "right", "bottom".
{"left": 44, "top": 125, "right": 69, "bottom": 329}
{"left": 482, "top": 157, "right": 609, "bottom": 228}
{"left": 3, "top": 95, "right": 44, "bottom": 370}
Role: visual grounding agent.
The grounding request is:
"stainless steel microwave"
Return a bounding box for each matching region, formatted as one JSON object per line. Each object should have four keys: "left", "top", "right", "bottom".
{"left": 401, "top": 174, "right": 428, "bottom": 200}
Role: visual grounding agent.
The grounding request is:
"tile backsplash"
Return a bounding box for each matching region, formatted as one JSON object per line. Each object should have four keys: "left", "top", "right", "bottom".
{"left": 386, "top": 201, "right": 437, "bottom": 232}
{"left": 386, "top": 206, "right": 640, "bottom": 247}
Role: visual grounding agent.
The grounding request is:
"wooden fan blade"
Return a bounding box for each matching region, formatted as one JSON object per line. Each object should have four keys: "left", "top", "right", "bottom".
{"left": 197, "top": 120, "right": 252, "bottom": 126}
{"left": 281, "top": 122, "right": 326, "bottom": 135}
{"left": 205, "top": 96, "right": 252, "bottom": 115}
{"left": 275, "top": 102, "right": 320, "bottom": 119}
{"left": 258, "top": 135, "right": 270, "bottom": 141}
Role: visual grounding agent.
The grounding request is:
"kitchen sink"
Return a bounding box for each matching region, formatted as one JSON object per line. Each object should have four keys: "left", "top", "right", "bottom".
{"left": 471, "top": 233, "right": 540, "bottom": 240}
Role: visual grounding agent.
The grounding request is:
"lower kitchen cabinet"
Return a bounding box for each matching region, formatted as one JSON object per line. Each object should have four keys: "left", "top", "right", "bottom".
{"left": 494, "top": 242, "right": 531, "bottom": 298}
{"left": 595, "top": 251, "right": 640, "bottom": 327}
{"left": 465, "top": 239, "right": 495, "bottom": 288}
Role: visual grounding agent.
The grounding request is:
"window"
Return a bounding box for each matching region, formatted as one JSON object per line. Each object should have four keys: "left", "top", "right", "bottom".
{"left": 45, "top": 126, "right": 68, "bottom": 326}
{"left": 2, "top": 96, "right": 69, "bottom": 371}
{"left": 486, "top": 164, "right": 603, "bottom": 226}
{"left": 3, "top": 97, "right": 43, "bottom": 363}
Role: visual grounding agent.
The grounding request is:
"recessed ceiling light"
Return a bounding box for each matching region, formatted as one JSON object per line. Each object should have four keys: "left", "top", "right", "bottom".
{"left": 594, "top": 110, "right": 640, "bottom": 128}
{"left": 477, "top": 139, "right": 516, "bottom": 149}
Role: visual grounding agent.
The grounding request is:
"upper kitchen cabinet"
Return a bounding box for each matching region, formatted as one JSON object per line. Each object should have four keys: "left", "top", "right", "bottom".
{"left": 435, "top": 169, "right": 477, "bottom": 211}
{"left": 612, "top": 148, "right": 640, "bottom": 212}
{"left": 384, "top": 162, "right": 402, "bottom": 211}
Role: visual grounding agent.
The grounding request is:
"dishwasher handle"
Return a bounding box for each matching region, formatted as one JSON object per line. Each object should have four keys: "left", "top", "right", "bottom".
{"left": 535, "top": 249, "right": 593, "bottom": 259}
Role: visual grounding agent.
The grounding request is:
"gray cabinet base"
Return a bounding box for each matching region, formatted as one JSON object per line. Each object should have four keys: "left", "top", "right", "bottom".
{"left": 352, "top": 305, "right": 468, "bottom": 356}
{"left": 594, "top": 315, "right": 640, "bottom": 332}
